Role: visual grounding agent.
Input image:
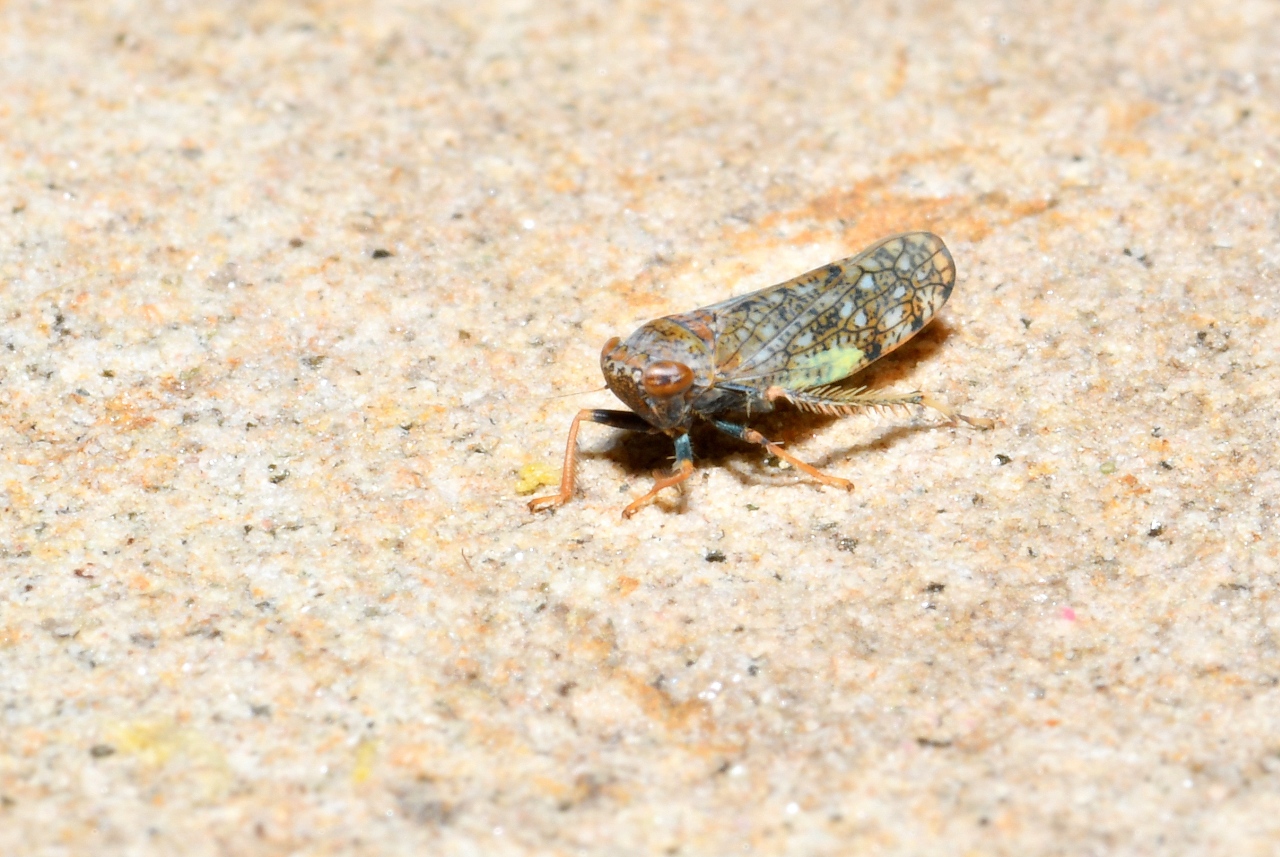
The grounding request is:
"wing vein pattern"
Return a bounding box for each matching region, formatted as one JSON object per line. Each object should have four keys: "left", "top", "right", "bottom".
{"left": 703, "top": 233, "right": 955, "bottom": 393}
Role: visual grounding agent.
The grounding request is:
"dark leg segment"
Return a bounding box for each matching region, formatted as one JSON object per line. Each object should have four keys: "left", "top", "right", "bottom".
{"left": 621, "top": 432, "right": 694, "bottom": 519}
{"left": 711, "top": 420, "right": 854, "bottom": 492}
{"left": 528, "top": 409, "right": 654, "bottom": 513}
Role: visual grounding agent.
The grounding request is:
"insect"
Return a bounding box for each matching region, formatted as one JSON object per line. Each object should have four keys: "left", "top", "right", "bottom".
{"left": 528, "top": 232, "right": 989, "bottom": 518}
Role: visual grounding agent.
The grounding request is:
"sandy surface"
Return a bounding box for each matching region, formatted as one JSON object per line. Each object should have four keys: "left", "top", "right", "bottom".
{"left": 3, "top": 1, "right": 1279, "bottom": 854}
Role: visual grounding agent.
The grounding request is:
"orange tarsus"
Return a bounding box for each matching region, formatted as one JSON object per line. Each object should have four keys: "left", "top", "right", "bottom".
{"left": 527, "top": 408, "right": 595, "bottom": 513}
{"left": 917, "top": 394, "right": 995, "bottom": 430}
{"left": 621, "top": 458, "right": 695, "bottom": 518}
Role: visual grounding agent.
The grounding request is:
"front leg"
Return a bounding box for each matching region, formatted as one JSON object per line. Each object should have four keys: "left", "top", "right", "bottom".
{"left": 711, "top": 419, "right": 855, "bottom": 492}
{"left": 528, "top": 409, "right": 655, "bottom": 512}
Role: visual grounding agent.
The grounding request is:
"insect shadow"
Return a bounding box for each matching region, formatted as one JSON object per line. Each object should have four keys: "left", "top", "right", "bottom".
{"left": 587, "top": 319, "right": 957, "bottom": 509}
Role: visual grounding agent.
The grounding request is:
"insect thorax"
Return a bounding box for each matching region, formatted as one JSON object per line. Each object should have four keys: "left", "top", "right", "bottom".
{"left": 690, "top": 383, "right": 772, "bottom": 420}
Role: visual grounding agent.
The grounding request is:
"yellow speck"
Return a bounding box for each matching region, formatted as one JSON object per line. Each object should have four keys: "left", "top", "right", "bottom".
{"left": 108, "top": 719, "right": 230, "bottom": 800}
{"left": 112, "top": 719, "right": 183, "bottom": 765}
{"left": 516, "top": 461, "right": 559, "bottom": 495}
{"left": 353, "top": 738, "right": 377, "bottom": 784}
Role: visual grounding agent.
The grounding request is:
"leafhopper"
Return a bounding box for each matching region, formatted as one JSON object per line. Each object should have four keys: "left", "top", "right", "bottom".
{"left": 530, "top": 232, "right": 989, "bottom": 517}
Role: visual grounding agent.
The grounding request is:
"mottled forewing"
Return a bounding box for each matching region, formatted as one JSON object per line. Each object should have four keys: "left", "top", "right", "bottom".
{"left": 703, "top": 232, "right": 955, "bottom": 392}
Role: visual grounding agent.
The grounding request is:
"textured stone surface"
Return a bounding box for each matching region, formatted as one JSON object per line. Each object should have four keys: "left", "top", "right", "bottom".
{"left": 2, "top": 1, "right": 1279, "bottom": 854}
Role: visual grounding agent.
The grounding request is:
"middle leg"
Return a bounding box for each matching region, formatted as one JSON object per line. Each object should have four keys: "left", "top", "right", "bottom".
{"left": 711, "top": 419, "right": 854, "bottom": 492}
{"left": 622, "top": 432, "right": 695, "bottom": 518}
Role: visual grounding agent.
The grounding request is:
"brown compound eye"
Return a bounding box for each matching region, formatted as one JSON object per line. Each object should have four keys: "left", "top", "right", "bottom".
{"left": 600, "top": 337, "right": 621, "bottom": 359}
{"left": 641, "top": 361, "right": 694, "bottom": 397}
